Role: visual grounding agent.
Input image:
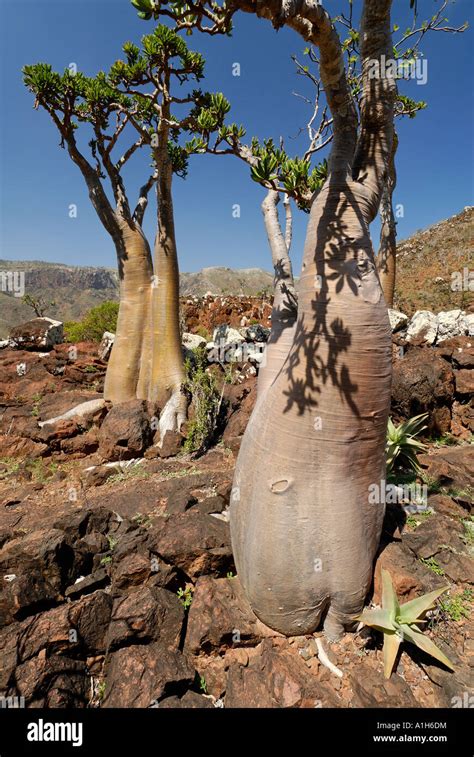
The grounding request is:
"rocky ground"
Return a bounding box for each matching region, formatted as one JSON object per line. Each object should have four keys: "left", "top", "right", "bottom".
{"left": 0, "top": 305, "right": 472, "bottom": 709}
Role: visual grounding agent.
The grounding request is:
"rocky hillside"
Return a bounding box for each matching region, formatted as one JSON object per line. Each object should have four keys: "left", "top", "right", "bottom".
{"left": 0, "top": 261, "right": 119, "bottom": 338}
{"left": 0, "top": 262, "right": 273, "bottom": 338}
{"left": 394, "top": 206, "right": 473, "bottom": 316}
{"left": 0, "top": 327, "right": 472, "bottom": 709}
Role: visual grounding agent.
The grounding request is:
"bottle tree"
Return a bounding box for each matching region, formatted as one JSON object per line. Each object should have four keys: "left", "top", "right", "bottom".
{"left": 132, "top": 0, "right": 467, "bottom": 638}
{"left": 23, "top": 64, "right": 156, "bottom": 403}
{"left": 24, "top": 26, "right": 236, "bottom": 440}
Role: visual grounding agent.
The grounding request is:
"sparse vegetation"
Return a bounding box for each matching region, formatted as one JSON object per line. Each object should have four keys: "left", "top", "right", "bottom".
{"left": 64, "top": 301, "right": 119, "bottom": 343}
{"left": 177, "top": 585, "right": 193, "bottom": 610}
{"left": 406, "top": 510, "right": 433, "bottom": 529}
{"left": 0, "top": 457, "right": 21, "bottom": 480}
{"left": 107, "top": 464, "right": 150, "bottom": 484}
{"left": 195, "top": 325, "right": 211, "bottom": 341}
{"left": 30, "top": 392, "right": 43, "bottom": 418}
{"left": 439, "top": 589, "right": 473, "bottom": 622}
{"left": 461, "top": 517, "right": 474, "bottom": 548}
{"left": 419, "top": 557, "right": 445, "bottom": 576}
{"left": 184, "top": 347, "right": 221, "bottom": 454}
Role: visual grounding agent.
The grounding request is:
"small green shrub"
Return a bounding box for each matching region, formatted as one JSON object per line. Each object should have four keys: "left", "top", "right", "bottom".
{"left": 419, "top": 556, "right": 445, "bottom": 576}
{"left": 177, "top": 585, "right": 193, "bottom": 610}
{"left": 195, "top": 325, "right": 211, "bottom": 341}
{"left": 184, "top": 347, "right": 221, "bottom": 454}
{"left": 439, "top": 589, "right": 472, "bottom": 622}
{"left": 64, "top": 301, "right": 119, "bottom": 343}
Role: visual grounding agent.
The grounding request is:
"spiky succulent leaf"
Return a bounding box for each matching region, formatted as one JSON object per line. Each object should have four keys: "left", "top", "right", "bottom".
{"left": 398, "top": 585, "right": 449, "bottom": 625}
{"left": 383, "top": 630, "right": 402, "bottom": 679}
{"left": 357, "top": 607, "right": 395, "bottom": 632}
{"left": 400, "top": 623, "right": 455, "bottom": 671}
{"left": 382, "top": 569, "right": 400, "bottom": 625}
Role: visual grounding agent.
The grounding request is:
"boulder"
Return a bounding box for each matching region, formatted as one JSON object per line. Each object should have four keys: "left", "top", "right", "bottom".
{"left": 454, "top": 369, "right": 474, "bottom": 396}
{"left": 8, "top": 318, "right": 64, "bottom": 351}
{"left": 390, "top": 347, "right": 454, "bottom": 429}
{"left": 98, "top": 331, "right": 115, "bottom": 361}
{"left": 388, "top": 309, "right": 409, "bottom": 333}
{"left": 98, "top": 400, "right": 151, "bottom": 461}
{"left": 243, "top": 324, "right": 270, "bottom": 342}
{"left": 111, "top": 552, "right": 152, "bottom": 592}
{"left": 182, "top": 332, "right": 207, "bottom": 352}
{"left": 212, "top": 324, "right": 245, "bottom": 350}
{"left": 106, "top": 586, "right": 184, "bottom": 651}
{"left": 373, "top": 541, "right": 442, "bottom": 604}
{"left": 418, "top": 446, "right": 473, "bottom": 493}
{"left": 349, "top": 660, "right": 419, "bottom": 708}
{"left": 159, "top": 691, "right": 214, "bottom": 708}
{"left": 16, "top": 590, "right": 112, "bottom": 661}
{"left": 0, "top": 435, "right": 48, "bottom": 459}
{"left": 451, "top": 400, "right": 474, "bottom": 439}
{"left": 0, "top": 528, "right": 75, "bottom": 623}
{"left": 406, "top": 310, "right": 438, "bottom": 345}
{"left": 436, "top": 336, "right": 474, "bottom": 368}
{"left": 436, "top": 310, "right": 469, "bottom": 343}
{"left": 149, "top": 511, "right": 233, "bottom": 578}
{"left": 102, "top": 644, "right": 195, "bottom": 707}
{"left": 185, "top": 576, "right": 276, "bottom": 655}
{"left": 13, "top": 655, "right": 87, "bottom": 708}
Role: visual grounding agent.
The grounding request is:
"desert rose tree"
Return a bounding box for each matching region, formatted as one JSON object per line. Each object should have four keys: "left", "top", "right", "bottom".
{"left": 22, "top": 65, "right": 156, "bottom": 404}
{"left": 24, "top": 27, "right": 235, "bottom": 437}
{"left": 135, "top": 0, "right": 397, "bottom": 638}
{"left": 107, "top": 27, "right": 236, "bottom": 434}
{"left": 134, "top": 0, "right": 467, "bottom": 636}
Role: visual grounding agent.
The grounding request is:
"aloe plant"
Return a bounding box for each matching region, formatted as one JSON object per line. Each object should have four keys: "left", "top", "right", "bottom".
{"left": 358, "top": 569, "right": 454, "bottom": 678}
{"left": 386, "top": 413, "right": 428, "bottom": 473}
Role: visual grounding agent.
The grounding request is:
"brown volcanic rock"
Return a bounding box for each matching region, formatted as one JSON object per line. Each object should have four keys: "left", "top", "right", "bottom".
{"left": 102, "top": 644, "right": 195, "bottom": 708}
{"left": 224, "top": 639, "right": 340, "bottom": 708}
{"left": 8, "top": 318, "right": 63, "bottom": 351}
{"left": 418, "top": 446, "right": 473, "bottom": 493}
{"left": 0, "top": 528, "right": 75, "bottom": 623}
{"left": 14, "top": 654, "right": 88, "bottom": 708}
{"left": 391, "top": 347, "right": 454, "bottom": 431}
{"left": 98, "top": 400, "right": 152, "bottom": 461}
{"left": 185, "top": 575, "right": 276, "bottom": 655}
{"left": 106, "top": 586, "right": 184, "bottom": 652}
{"left": 455, "top": 369, "right": 474, "bottom": 396}
{"left": 149, "top": 511, "right": 233, "bottom": 578}
{"left": 349, "top": 660, "right": 419, "bottom": 708}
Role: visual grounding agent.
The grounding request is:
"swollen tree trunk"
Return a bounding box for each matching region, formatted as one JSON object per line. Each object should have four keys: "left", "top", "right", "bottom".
{"left": 377, "top": 132, "right": 398, "bottom": 307}
{"left": 64, "top": 132, "right": 154, "bottom": 405}
{"left": 258, "top": 190, "right": 298, "bottom": 397}
{"left": 105, "top": 219, "right": 153, "bottom": 403}
{"left": 230, "top": 0, "right": 395, "bottom": 639}
{"left": 149, "top": 145, "right": 187, "bottom": 437}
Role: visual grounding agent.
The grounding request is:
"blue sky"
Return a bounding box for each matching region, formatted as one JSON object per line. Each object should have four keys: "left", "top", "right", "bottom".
{"left": 0, "top": 0, "right": 472, "bottom": 274}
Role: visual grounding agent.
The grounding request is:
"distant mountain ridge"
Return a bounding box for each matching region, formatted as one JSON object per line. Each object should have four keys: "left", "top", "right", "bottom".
{"left": 0, "top": 262, "right": 273, "bottom": 337}
{"left": 0, "top": 207, "right": 472, "bottom": 337}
